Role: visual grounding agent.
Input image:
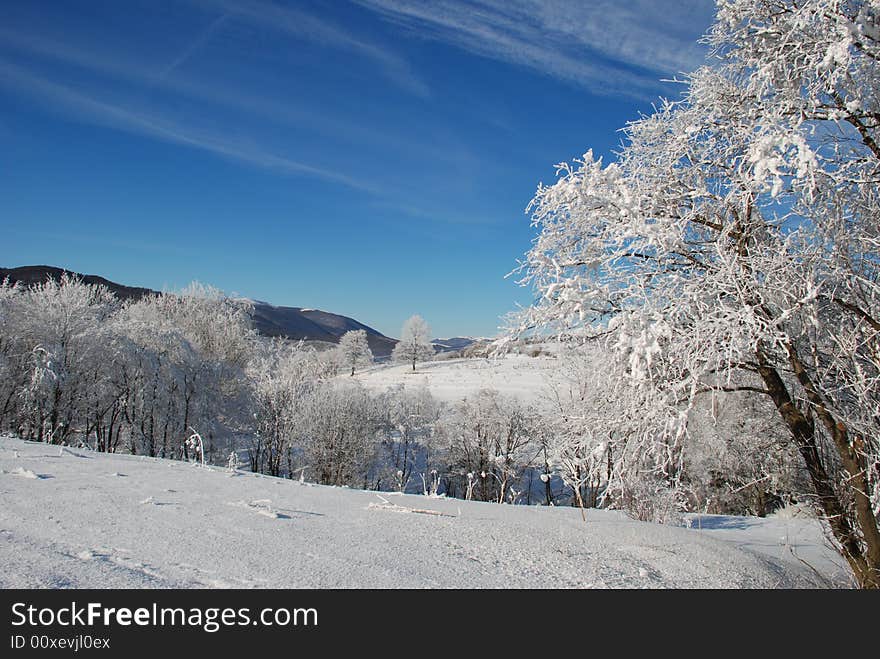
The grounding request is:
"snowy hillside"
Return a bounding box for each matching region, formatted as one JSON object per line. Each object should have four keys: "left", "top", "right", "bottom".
{"left": 0, "top": 436, "right": 847, "bottom": 588}
{"left": 354, "top": 355, "right": 566, "bottom": 404}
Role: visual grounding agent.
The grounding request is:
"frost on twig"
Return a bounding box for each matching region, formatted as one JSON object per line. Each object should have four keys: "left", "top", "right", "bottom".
{"left": 367, "top": 494, "right": 458, "bottom": 517}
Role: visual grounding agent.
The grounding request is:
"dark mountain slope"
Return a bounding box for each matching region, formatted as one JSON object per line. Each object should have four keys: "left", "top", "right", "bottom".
{"left": 0, "top": 265, "right": 154, "bottom": 301}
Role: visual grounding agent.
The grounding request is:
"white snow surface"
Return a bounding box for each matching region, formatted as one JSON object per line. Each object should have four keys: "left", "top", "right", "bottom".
{"left": 0, "top": 436, "right": 848, "bottom": 588}
{"left": 356, "top": 355, "right": 565, "bottom": 404}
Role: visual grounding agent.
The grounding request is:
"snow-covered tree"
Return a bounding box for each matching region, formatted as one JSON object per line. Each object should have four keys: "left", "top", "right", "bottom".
{"left": 0, "top": 275, "right": 257, "bottom": 462}
{"left": 294, "top": 381, "right": 380, "bottom": 487}
{"left": 246, "top": 338, "right": 323, "bottom": 476}
{"left": 337, "top": 329, "right": 373, "bottom": 376}
{"left": 0, "top": 274, "right": 118, "bottom": 444}
{"left": 683, "top": 390, "right": 807, "bottom": 517}
{"left": 511, "top": 0, "right": 880, "bottom": 587}
{"left": 536, "top": 342, "right": 683, "bottom": 520}
{"left": 377, "top": 384, "right": 439, "bottom": 491}
{"left": 438, "top": 389, "right": 538, "bottom": 503}
{"left": 392, "top": 315, "right": 434, "bottom": 371}
{"left": 115, "top": 284, "right": 255, "bottom": 460}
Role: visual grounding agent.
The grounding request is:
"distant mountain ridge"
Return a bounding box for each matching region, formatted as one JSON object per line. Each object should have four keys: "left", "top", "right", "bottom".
{"left": 432, "top": 337, "right": 482, "bottom": 352}
{"left": 0, "top": 265, "right": 155, "bottom": 302}
{"left": 0, "top": 265, "right": 398, "bottom": 357}
{"left": 248, "top": 300, "right": 397, "bottom": 357}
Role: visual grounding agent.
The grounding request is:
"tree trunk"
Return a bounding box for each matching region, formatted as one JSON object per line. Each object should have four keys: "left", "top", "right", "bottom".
{"left": 756, "top": 349, "right": 880, "bottom": 588}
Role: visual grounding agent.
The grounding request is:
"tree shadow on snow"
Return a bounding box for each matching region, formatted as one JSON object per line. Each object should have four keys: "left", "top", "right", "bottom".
{"left": 686, "top": 515, "right": 756, "bottom": 530}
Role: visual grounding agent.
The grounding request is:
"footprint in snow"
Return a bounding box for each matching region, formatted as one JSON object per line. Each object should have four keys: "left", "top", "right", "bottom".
{"left": 257, "top": 509, "right": 290, "bottom": 519}
{"left": 75, "top": 549, "right": 111, "bottom": 561}
{"left": 139, "top": 497, "right": 178, "bottom": 506}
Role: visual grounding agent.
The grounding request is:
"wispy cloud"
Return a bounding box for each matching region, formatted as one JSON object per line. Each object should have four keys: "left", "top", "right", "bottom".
{"left": 354, "top": 0, "right": 714, "bottom": 97}
{"left": 157, "top": 12, "right": 232, "bottom": 81}
{"left": 191, "top": 0, "right": 431, "bottom": 98}
{"left": 0, "top": 24, "right": 473, "bottom": 193}
{"left": 0, "top": 58, "right": 380, "bottom": 194}
{"left": 0, "top": 25, "right": 352, "bottom": 133}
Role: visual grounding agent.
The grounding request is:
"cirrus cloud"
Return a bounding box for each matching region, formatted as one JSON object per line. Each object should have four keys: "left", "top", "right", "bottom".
{"left": 354, "top": 0, "right": 715, "bottom": 97}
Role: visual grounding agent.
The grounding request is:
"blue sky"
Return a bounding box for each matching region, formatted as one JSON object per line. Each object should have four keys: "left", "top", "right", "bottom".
{"left": 0, "top": 0, "right": 716, "bottom": 338}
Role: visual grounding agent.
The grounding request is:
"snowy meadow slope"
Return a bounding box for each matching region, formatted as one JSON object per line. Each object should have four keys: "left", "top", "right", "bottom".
{"left": 0, "top": 436, "right": 847, "bottom": 589}
{"left": 353, "top": 354, "right": 566, "bottom": 405}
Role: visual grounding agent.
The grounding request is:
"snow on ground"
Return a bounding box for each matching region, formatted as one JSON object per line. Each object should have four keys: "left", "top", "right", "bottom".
{"left": 682, "top": 512, "right": 850, "bottom": 588}
{"left": 354, "top": 355, "right": 565, "bottom": 405}
{"left": 0, "top": 436, "right": 847, "bottom": 588}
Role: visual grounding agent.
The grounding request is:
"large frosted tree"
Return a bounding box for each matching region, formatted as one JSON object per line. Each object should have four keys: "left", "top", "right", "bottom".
{"left": 392, "top": 315, "right": 434, "bottom": 371}
{"left": 512, "top": 0, "right": 880, "bottom": 587}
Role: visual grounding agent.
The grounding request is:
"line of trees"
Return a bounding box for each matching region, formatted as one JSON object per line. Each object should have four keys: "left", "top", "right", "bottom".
{"left": 0, "top": 275, "right": 254, "bottom": 460}
{"left": 0, "top": 275, "right": 545, "bottom": 500}
{"left": 0, "top": 274, "right": 811, "bottom": 511}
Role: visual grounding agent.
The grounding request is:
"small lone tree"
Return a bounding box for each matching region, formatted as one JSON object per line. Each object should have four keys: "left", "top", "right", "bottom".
{"left": 392, "top": 315, "right": 434, "bottom": 371}
{"left": 337, "top": 329, "right": 373, "bottom": 376}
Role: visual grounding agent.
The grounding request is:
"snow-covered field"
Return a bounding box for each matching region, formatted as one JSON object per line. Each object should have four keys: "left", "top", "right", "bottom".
{"left": 0, "top": 436, "right": 849, "bottom": 588}
{"left": 355, "top": 355, "right": 566, "bottom": 404}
